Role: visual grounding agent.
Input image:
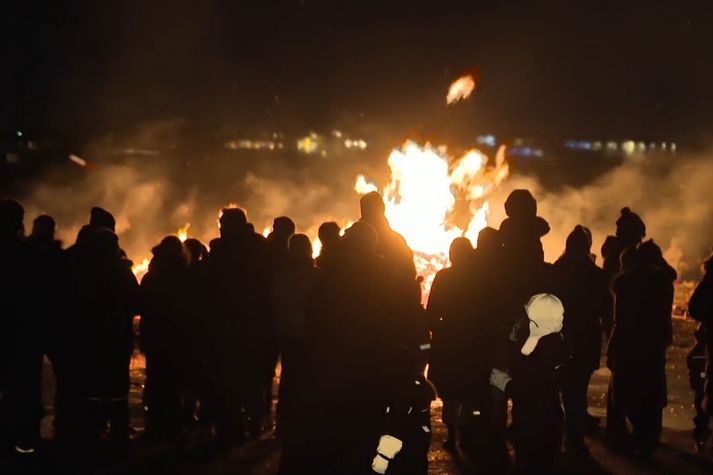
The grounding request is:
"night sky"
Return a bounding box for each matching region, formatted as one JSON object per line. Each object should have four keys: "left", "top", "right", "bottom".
{"left": 2, "top": 0, "right": 712, "bottom": 143}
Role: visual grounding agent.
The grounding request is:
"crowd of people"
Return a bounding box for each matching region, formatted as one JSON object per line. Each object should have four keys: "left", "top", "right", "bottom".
{"left": 0, "top": 189, "right": 711, "bottom": 474}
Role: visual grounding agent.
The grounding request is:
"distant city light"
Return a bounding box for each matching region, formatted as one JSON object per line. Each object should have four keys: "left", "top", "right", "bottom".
{"left": 224, "top": 139, "right": 279, "bottom": 151}
{"left": 476, "top": 134, "right": 497, "bottom": 147}
{"left": 344, "top": 138, "right": 368, "bottom": 150}
{"left": 621, "top": 140, "right": 636, "bottom": 155}
{"left": 297, "top": 133, "right": 319, "bottom": 154}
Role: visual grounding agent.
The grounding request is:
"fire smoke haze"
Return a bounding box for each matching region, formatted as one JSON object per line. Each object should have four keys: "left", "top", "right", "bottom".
{"left": 17, "top": 123, "right": 713, "bottom": 282}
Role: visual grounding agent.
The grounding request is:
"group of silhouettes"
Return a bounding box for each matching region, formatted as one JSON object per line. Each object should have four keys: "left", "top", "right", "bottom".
{"left": 0, "top": 189, "right": 712, "bottom": 474}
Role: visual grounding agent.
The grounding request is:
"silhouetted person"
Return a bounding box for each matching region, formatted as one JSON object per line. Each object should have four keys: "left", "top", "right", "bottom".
{"left": 63, "top": 227, "right": 139, "bottom": 458}
{"left": 0, "top": 199, "right": 40, "bottom": 457}
{"left": 601, "top": 207, "right": 646, "bottom": 282}
{"left": 30, "top": 214, "right": 56, "bottom": 242}
{"left": 427, "top": 237, "right": 473, "bottom": 450}
{"left": 315, "top": 221, "right": 341, "bottom": 271}
{"left": 271, "top": 234, "right": 320, "bottom": 434}
{"left": 140, "top": 236, "right": 192, "bottom": 441}
{"left": 554, "top": 225, "right": 613, "bottom": 455}
{"left": 264, "top": 216, "right": 296, "bottom": 422}
{"left": 280, "top": 221, "right": 431, "bottom": 475}
{"left": 184, "top": 238, "right": 208, "bottom": 266}
{"left": 602, "top": 208, "right": 646, "bottom": 445}
{"left": 89, "top": 206, "right": 116, "bottom": 232}
{"left": 181, "top": 237, "right": 208, "bottom": 428}
{"left": 687, "top": 324, "right": 710, "bottom": 449}
{"left": 359, "top": 191, "right": 417, "bottom": 281}
{"left": 203, "top": 207, "right": 270, "bottom": 442}
{"left": 498, "top": 189, "right": 550, "bottom": 264}
{"left": 607, "top": 241, "right": 675, "bottom": 457}
{"left": 492, "top": 294, "right": 568, "bottom": 475}
{"left": 689, "top": 253, "right": 713, "bottom": 450}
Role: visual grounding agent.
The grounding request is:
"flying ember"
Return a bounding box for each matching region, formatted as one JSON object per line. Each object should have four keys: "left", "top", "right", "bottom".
{"left": 446, "top": 74, "right": 477, "bottom": 104}
{"left": 355, "top": 141, "right": 509, "bottom": 300}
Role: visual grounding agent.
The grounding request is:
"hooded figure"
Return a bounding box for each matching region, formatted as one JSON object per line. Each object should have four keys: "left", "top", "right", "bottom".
{"left": 140, "top": 236, "right": 192, "bottom": 441}
{"left": 497, "top": 293, "right": 568, "bottom": 474}
{"left": 498, "top": 190, "right": 550, "bottom": 264}
{"left": 203, "top": 206, "right": 271, "bottom": 441}
{"left": 554, "top": 225, "right": 613, "bottom": 453}
{"left": 607, "top": 241, "right": 674, "bottom": 457}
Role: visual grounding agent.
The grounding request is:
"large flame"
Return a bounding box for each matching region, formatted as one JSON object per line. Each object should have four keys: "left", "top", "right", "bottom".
{"left": 355, "top": 141, "right": 508, "bottom": 299}
{"left": 446, "top": 74, "right": 477, "bottom": 104}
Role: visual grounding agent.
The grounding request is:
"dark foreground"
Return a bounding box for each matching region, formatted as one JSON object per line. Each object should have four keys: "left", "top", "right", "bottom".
{"left": 2, "top": 318, "right": 711, "bottom": 475}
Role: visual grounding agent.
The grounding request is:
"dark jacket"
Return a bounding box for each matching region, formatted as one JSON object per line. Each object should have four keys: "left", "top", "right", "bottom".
{"left": 554, "top": 254, "right": 613, "bottom": 371}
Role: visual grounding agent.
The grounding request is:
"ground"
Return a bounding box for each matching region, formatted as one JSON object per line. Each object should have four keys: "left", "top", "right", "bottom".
{"left": 4, "top": 318, "right": 711, "bottom": 474}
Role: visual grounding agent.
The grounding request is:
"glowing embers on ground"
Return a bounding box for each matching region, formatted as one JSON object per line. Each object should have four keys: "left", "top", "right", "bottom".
{"left": 355, "top": 141, "right": 509, "bottom": 296}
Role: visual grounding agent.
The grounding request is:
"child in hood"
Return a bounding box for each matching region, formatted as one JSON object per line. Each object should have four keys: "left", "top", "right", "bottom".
{"left": 490, "top": 293, "right": 569, "bottom": 474}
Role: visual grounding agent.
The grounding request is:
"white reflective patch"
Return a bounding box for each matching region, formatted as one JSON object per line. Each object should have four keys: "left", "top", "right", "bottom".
{"left": 385, "top": 406, "right": 390, "bottom": 414}
{"left": 14, "top": 446, "right": 35, "bottom": 454}
{"left": 414, "top": 380, "right": 421, "bottom": 385}
{"left": 407, "top": 406, "right": 412, "bottom": 414}
{"left": 422, "top": 425, "right": 431, "bottom": 433}
{"left": 702, "top": 372, "right": 707, "bottom": 379}
{"left": 419, "top": 343, "right": 431, "bottom": 350}
{"left": 472, "top": 410, "right": 481, "bottom": 416}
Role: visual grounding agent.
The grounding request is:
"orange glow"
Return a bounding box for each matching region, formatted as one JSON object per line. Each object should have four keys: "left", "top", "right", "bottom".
{"left": 446, "top": 74, "right": 477, "bottom": 104}
{"left": 355, "top": 141, "right": 508, "bottom": 300}
{"left": 176, "top": 223, "right": 190, "bottom": 242}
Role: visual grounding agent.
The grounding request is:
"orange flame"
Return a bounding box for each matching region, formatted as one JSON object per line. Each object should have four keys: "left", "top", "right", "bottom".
{"left": 446, "top": 74, "right": 477, "bottom": 104}
{"left": 355, "top": 141, "right": 508, "bottom": 300}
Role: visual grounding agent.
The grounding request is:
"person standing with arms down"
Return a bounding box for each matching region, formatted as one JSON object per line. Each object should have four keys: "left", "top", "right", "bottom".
{"left": 688, "top": 252, "right": 713, "bottom": 453}
{"left": 607, "top": 241, "right": 675, "bottom": 457}
{"left": 554, "top": 225, "right": 612, "bottom": 455}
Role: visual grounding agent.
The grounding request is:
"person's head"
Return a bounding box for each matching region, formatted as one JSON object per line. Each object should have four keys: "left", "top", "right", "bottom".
{"left": 0, "top": 199, "right": 25, "bottom": 239}
{"left": 288, "top": 233, "right": 313, "bottom": 264}
{"left": 343, "top": 221, "right": 378, "bottom": 258}
{"left": 89, "top": 228, "right": 120, "bottom": 260}
{"left": 184, "top": 238, "right": 208, "bottom": 265}
{"left": 637, "top": 239, "right": 663, "bottom": 267}
{"left": 615, "top": 207, "right": 645, "bottom": 246}
{"left": 219, "top": 207, "right": 248, "bottom": 239}
{"left": 449, "top": 237, "right": 473, "bottom": 267}
{"left": 620, "top": 246, "right": 639, "bottom": 272}
{"left": 521, "top": 293, "right": 564, "bottom": 356}
{"left": 151, "top": 235, "right": 189, "bottom": 268}
{"left": 359, "top": 191, "right": 386, "bottom": 224}
{"left": 564, "top": 225, "right": 591, "bottom": 259}
{"left": 272, "top": 216, "right": 295, "bottom": 240}
{"left": 476, "top": 227, "right": 501, "bottom": 253}
{"left": 504, "top": 189, "right": 537, "bottom": 220}
{"left": 31, "top": 214, "right": 56, "bottom": 242}
{"left": 90, "top": 206, "right": 116, "bottom": 232}
{"left": 318, "top": 221, "right": 341, "bottom": 249}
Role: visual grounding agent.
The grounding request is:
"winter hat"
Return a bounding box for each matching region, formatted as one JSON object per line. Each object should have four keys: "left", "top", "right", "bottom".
{"left": 521, "top": 293, "right": 564, "bottom": 356}
{"left": 615, "top": 207, "right": 645, "bottom": 242}
{"left": 504, "top": 189, "right": 537, "bottom": 219}
{"left": 90, "top": 206, "right": 116, "bottom": 232}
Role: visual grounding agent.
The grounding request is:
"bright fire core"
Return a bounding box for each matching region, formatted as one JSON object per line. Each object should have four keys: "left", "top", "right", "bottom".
{"left": 355, "top": 141, "right": 509, "bottom": 301}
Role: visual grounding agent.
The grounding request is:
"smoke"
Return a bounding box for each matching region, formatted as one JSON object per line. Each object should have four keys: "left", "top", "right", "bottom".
{"left": 15, "top": 119, "right": 713, "bottom": 282}
{"left": 487, "top": 151, "right": 713, "bottom": 280}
